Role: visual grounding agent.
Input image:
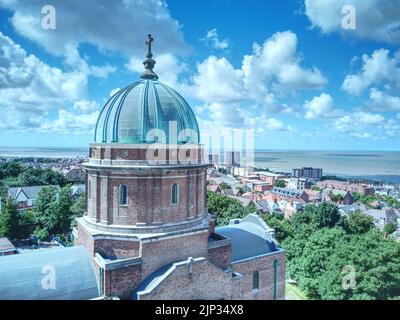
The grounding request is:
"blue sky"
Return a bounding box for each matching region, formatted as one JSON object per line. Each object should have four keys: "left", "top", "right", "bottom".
{"left": 0, "top": 0, "right": 399, "bottom": 150}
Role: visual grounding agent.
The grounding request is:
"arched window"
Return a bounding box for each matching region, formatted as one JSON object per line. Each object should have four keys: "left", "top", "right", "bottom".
{"left": 252, "top": 271, "right": 259, "bottom": 290}
{"left": 171, "top": 183, "right": 179, "bottom": 204}
{"left": 119, "top": 185, "right": 128, "bottom": 205}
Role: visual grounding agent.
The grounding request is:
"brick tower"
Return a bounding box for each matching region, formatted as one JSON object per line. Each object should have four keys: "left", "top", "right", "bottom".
{"left": 74, "top": 35, "right": 286, "bottom": 300}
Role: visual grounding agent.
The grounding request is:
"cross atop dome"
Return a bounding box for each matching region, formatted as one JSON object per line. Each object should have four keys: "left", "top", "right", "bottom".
{"left": 145, "top": 34, "right": 154, "bottom": 59}
{"left": 141, "top": 34, "right": 158, "bottom": 80}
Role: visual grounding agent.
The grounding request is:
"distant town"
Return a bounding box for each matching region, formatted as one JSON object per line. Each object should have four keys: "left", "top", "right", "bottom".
{"left": 1, "top": 150, "right": 399, "bottom": 258}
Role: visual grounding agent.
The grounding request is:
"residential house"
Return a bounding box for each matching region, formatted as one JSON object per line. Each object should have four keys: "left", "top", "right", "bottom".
{"left": 317, "top": 180, "right": 374, "bottom": 195}
{"left": 364, "top": 208, "right": 398, "bottom": 230}
{"left": 268, "top": 187, "right": 309, "bottom": 203}
{"left": 62, "top": 166, "right": 85, "bottom": 183}
{"left": 207, "top": 184, "right": 222, "bottom": 193}
{"left": 286, "top": 178, "right": 310, "bottom": 190}
{"left": 7, "top": 185, "right": 60, "bottom": 210}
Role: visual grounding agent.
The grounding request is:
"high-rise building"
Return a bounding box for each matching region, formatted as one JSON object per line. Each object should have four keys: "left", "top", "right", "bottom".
{"left": 292, "top": 167, "right": 323, "bottom": 180}
{"left": 225, "top": 151, "right": 241, "bottom": 167}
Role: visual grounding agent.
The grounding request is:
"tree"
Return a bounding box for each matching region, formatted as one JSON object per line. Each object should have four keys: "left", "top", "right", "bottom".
{"left": 0, "top": 201, "right": 20, "bottom": 239}
{"left": 18, "top": 168, "right": 67, "bottom": 187}
{"left": 0, "top": 200, "right": 33, "bottom": 240}
{"left": 343, "top": 211, "right": 374, "bottom": 235}
{"left": 274, "top": 180, "right": 286, "bottom": 188}
{"left": 206, "top": 191, "right": 255, "bottom": 226}
{"left": 0, "top": 162, "right": 25, "bottom": 180}
{"left": 383, "top": 223, "right": 397, "bottom": 237}
{"left": 70, "top": 193, "right": 86, "bottom": 228}
{"left": 317, "top": 231, "right": 400, "bottom": 300}
{"left": 32, "top": 185, "right": 73, "bottom": 240}
{"left": 303, "top": 203, "right": 341, "bottom": 228}
{"left": 219, "top": 182, "right": 230, "bottom": 190}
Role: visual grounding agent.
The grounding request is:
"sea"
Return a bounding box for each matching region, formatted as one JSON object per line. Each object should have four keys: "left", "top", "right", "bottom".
{"left": 1, "top": 147, "right": 399, "bottom": 184}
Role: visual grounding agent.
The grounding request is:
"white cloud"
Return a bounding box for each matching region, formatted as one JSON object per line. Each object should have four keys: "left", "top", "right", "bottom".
{"left": 0, "top": 32, "right": 87, "bottom": 126}
{"left": 196, "top": 102, "right": 288, "bottom": 132}
{"left": 304, "top": 93, "right": 343, "bottom": 119}
{"left": 125, "top": 53, "right": 188, "bottom": 89}
{"left": 304, "top": 0, "right": 400, "bottom": 44}
{"left": 242, "top": 31, "right": 327, "bottom": 95}
{"left": 0, "top": 32, "right": 102, "bottom": 133}
{"left": 0, "top": 0, "right": 189, "bottom": 57}
{"left": 383, "top": 119, "right": 400, "bottom": 136}
{"left": 332, "top": 111, "right": 386, "bottom": 138}
{"left": 39, "top": 100, "right": 99, "bottom": 134}
{"left": 353, "top": 111, "right": 384, "bottom": 124}
{"left": 109, "top": 88, "right": 120, "bottom": 97}
{"left": 191, "top": 31, "right": 326, "bottom": 106}
{"left": 201, "top": 29, "right": 230, "bottom": 50}
{"left": 342, "top": 49, "right": 400, "bottom": 96}
{"left": 63, "top": 45, "right": 116, "bottom": 79}
{"left": 350, "top": 132, "right": 371, "bottom": 139}
{"left": 192, "top": 56, "right": 245, "bottom": 103}
{"left": 367, "top": 88, "right": 400, "bottom": 112}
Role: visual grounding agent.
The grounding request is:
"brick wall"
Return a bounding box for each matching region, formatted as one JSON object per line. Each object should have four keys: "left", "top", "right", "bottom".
{"left": 207, "top": 244, "right": 231, "bottom": 270}
{"left": 94, "top": 239, "right": 140, "bottom": 259}
{"left": 85, "top": 168, "right": 208, "bottom": 227}
{"left": 104, "top": 264, "right": 142, "bottom": 299}
{"left": 141, "top": 231, "right": 209, "bottom": 278}
{"left": 138, "top": 258, "right": 241, "bottom": 300}
{"left": 232, "top": 252, "right": 286, "bottom": 300}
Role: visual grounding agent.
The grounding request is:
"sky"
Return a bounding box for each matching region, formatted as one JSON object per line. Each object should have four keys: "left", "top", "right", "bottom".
{"left": 0, "top": 0, "right": 399, "bottom": 150}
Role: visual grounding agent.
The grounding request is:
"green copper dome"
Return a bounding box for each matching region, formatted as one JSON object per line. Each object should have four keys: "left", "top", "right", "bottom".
{"left": 94, "top": 35, "right": 200, "bottom": 144}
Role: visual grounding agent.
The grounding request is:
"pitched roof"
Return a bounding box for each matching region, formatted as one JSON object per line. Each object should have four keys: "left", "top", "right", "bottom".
{"left": 271, "top": 187, "right": 304, "bottom": 197}
{"left": 0, "top": 237, "right": 16, "bottom": 254}
{"left": 8, "top": 185, "right": 60, "bottom": 200}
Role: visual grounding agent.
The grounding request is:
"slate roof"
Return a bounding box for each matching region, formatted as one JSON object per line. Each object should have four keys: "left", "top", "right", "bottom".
{"left": 0, "top": 237, "right": 16, "bottom": 254}
{"left": 271, "top": 187, "right": 304, "bottom": 197}
{"left": 216, "top": 215, "right": 280, "bottom": 262}
{"left": 0, "top": 246, "right": 99, "bottom": 300}
{"left": 8, "top": 185, "right": 60, "bottom": 201}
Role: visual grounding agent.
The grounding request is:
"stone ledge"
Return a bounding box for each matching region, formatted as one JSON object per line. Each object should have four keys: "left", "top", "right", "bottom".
{"left": 95, "top": 252, "right": 142, "bottom": 271}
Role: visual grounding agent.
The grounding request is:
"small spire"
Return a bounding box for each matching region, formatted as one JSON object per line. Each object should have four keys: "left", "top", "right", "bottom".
{"left": 141, "top": 34, "right": 158, "bottom": 80}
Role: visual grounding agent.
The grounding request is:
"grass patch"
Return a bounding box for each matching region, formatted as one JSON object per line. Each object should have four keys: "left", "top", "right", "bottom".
{"left": 285, "top": 282, "right": 309, "bottom": 300}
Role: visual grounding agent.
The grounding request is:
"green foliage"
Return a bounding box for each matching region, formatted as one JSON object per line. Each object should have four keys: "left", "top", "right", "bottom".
{"left": 383, "top": 223, "right": 397, "bottom": 236}
{"left": 274, "top": 179, "right": 286, "bottom": 188}
{"left": 219, "top": 182, "right": 230, "bottom": 190}
{"left": 70, "top": 193, "right": 86, "bottom": 228}
{"left": 205, "top": 191, "right": 400, "bottom": 300}
{"left": 0, "top": 162, "right": 25, "bottom": 180}
{"left": 262, "top": 213, "right": 292, "bottom": 243}
{"left": 302, "top": 203, "right": 341, "bottom": 228}
{"left": 206, "top": 191, "right": 255, "bottom": 226}
{"left": 343, "top": 211, "right": 374, "bottom": 234}
{"left": 32, "top": 185, "right": 74, "bottom": 240}
{"left": 0, "top": 161, "right": 68, "bottom": 188}
{"left": 0, "top": 201, "right": 34, "bottom": 240}
{"left": 317, "top": 231, "right": 400, "bottom": 300}
{"left": 383, "top": 196, "right": 400, "bottom": 209}
{"left": 17, "top": 168, "right": 67, "bottom": 187}
{"left": 329, "top": 192, "right": 344, "bottom": 203}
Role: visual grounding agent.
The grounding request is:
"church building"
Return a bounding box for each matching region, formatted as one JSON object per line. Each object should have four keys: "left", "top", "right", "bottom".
{"left": 0, "top": 35, "right": 286, "bottom": 300}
